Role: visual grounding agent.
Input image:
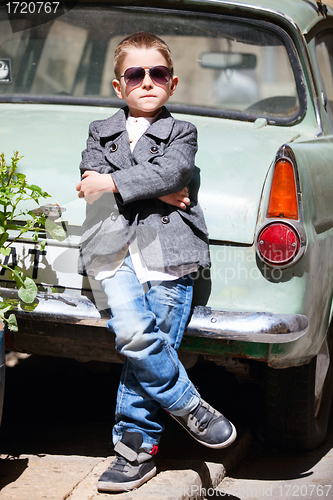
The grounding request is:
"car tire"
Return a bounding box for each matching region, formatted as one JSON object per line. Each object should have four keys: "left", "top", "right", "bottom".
{"left": 263, "top": 325, "right": 333, "bottom": 451}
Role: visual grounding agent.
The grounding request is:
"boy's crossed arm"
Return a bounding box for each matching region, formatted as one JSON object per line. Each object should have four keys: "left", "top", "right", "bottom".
{"left": 76, "top": 170, "right": 190, "bottom": 209}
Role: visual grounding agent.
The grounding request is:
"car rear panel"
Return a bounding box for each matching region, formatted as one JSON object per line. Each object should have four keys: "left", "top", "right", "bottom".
{"left": 1, "top": 102, "right": 307, "bottom": 246}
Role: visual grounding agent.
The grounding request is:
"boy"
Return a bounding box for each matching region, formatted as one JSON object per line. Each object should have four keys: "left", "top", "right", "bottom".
{"left": 76, "top": 32, "right": 236, "bottom": 493}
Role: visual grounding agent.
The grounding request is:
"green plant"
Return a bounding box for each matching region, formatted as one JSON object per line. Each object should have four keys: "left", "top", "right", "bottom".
{"left": 0, "top": 151, "right": 64, "bottom": 331}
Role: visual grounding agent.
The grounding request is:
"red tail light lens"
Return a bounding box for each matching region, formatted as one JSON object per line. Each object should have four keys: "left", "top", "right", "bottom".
{"left": 258, "top": 222, "right": 300, "bottom": 265}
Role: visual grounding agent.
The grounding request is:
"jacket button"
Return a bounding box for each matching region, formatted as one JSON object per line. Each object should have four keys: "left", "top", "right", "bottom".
{"left": 110, "top": 143, "right": 118, "bottom": 152}
{"left": 110, "top": 212, "right": 118, "bottom": 221}
{"left": 150, "top": 145, "right": 159, "bottom": 154}
{"left": 161, "top": 215, "right": 170, "bottom": 224}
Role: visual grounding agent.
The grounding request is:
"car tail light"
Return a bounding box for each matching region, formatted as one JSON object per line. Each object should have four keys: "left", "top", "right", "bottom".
{"left": 257, "top": 222, "right": 300, "bottom": 265}
{"left": 267, "top": 159, "right": 298, "bottom": 220}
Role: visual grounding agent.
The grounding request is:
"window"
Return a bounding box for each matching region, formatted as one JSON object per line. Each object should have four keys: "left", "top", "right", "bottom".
{"left": 0, "top": 5, "right": 303, "bottom": 123}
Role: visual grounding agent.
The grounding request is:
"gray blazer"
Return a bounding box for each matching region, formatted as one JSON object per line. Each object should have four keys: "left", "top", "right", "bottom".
{"left": 78, "top": 106, "right": 210, "bottom": 275}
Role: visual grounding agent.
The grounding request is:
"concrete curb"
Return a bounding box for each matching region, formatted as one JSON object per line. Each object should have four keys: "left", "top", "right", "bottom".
{"left": 67, "top": 428, "right": 253, "bottom": 500}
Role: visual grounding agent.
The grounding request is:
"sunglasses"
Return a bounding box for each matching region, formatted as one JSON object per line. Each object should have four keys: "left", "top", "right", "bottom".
{"left": 120, "top": 65, "right": 171, "bottom": 87}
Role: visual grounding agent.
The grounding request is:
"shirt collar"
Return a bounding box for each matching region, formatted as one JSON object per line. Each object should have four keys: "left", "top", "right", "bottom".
{"left": 99, "top": 106, "right": 173, "bottom": 140}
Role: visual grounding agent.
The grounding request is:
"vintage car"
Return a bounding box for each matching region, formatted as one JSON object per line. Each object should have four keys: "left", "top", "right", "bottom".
{"left": 0, "top": 0, "right": 333, "bottom": 451}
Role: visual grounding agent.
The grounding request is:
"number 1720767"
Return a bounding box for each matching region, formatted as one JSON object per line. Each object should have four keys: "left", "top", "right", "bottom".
{"left": 5, "top": 2, "right": 60, "bottom": 14}
{"left": 276, "top": 484, "right": 331, "bottom": 497}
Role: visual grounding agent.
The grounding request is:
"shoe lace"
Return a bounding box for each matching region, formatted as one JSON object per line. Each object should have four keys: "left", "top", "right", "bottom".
{"left": 191, "top": 402, "right": 215, "bottom": 431}
{"left": 109, "top": 456, "right": 129, "bottom": 472}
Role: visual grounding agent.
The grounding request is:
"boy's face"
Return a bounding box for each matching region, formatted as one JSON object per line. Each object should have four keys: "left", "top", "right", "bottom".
{"left": 113, "top": 47, "right": 178, "bottom": 118}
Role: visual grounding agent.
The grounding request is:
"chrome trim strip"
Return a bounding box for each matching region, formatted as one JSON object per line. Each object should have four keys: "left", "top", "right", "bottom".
{"left": 1, "top": 287, "right": 308, "bottom": 344}
{"left": 279, "top": 18, "right": 323, "bottom": 136}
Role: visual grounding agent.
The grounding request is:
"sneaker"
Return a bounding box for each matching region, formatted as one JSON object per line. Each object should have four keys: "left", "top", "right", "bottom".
{"left": 97, "top": 455, "right": 156, "bottom": 493}
{"left": 97, "top": 430, "right": 157, "bottom": 493}
{"left": 169, "top": 398, "right": 237, "bottom": 449}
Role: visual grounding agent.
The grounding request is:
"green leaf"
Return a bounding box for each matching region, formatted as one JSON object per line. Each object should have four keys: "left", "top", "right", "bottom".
{"left": 0, "top": 247, "right": 11, "bottom": 256}
{"left": 18, "top": 276, "right": 38, "bottom": 304}
{"left": 0, "top": 233, "right": 9, "bottom": 246}
{"left": 0, "top": 303, "right": 12, "bottom": 314}
{"left": 10, "top": 266, "right": 25, "bottom": 288}
{"left": 0, "top": 198, "right": 11, "bottom": 206}
{"left": 5, "top": 223, "right": 28, "bottom": 231}
{"left": 45, "top": 219, "right": 67, "bottom": 241}
{"left": 7, "top": 314, "right": 18, "bottom": 332}
{"left": 26, "top": 184, "right": 50, "bottom": 198}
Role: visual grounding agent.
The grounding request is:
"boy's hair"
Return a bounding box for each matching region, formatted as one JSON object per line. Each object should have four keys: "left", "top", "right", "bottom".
{"left": 114, "top": 32, "right": 174, "bottom": 80}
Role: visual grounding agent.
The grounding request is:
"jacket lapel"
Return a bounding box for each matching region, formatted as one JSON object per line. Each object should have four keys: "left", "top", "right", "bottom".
{"left": 132, "top": 107, "right": 174, "bottom": 161}
{"left": 145, "top": 106, "right": 174, "bottom": 141}
{"left": 99, "top": 107, "right": 127, "bottom": 138}
{"left": 98, "top": 106, "right": 175, "bottom": 169}
{"left": 99, "top": 108, "right": 133, "bottom": 170}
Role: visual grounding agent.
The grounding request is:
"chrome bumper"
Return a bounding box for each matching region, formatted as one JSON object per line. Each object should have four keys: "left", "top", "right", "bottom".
{"left": 1, "top": 287, "right": 308, "bottom": 344}
{"left": 187, "top": 306, "right": 308, "bottom": 343}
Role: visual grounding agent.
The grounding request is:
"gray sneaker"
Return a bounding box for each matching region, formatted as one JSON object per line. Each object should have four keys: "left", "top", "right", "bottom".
{"left": 169, "top": 398, "right": 237, "bottom": 449}
{"left": 97, "top": 431, "right": 157, "bottom": 493}
{"left": 97, "top": 455, "right": 156, "bottom": 493}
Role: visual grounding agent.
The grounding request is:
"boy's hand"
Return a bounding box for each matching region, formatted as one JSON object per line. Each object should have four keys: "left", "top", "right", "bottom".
{"left": 76, "top": 170, "right": 118, "bottom": 204}
{"left": 158, "top": 187, "right": 190, "bottom": 209}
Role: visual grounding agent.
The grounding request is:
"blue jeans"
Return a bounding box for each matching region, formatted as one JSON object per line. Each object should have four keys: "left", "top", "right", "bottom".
{"left": 100, "top": 254, "right": 200, "bottom": 451}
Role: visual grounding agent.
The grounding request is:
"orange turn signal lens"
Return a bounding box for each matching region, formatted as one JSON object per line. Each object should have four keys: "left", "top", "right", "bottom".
{"left": 267, "top": 159, "right": 298, "bottom": 220}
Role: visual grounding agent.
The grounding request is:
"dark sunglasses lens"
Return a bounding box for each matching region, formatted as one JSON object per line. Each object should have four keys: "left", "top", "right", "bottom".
{"left": 124, "top": 67, "right": 145, "bottom": 86}
{"left": 149, "top": 66, "right": 170, "bottom": 85}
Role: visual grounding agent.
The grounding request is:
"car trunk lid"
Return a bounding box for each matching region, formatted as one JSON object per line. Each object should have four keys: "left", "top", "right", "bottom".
{"left": 193, "top": 114, "right": 302, "bottom": 244}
